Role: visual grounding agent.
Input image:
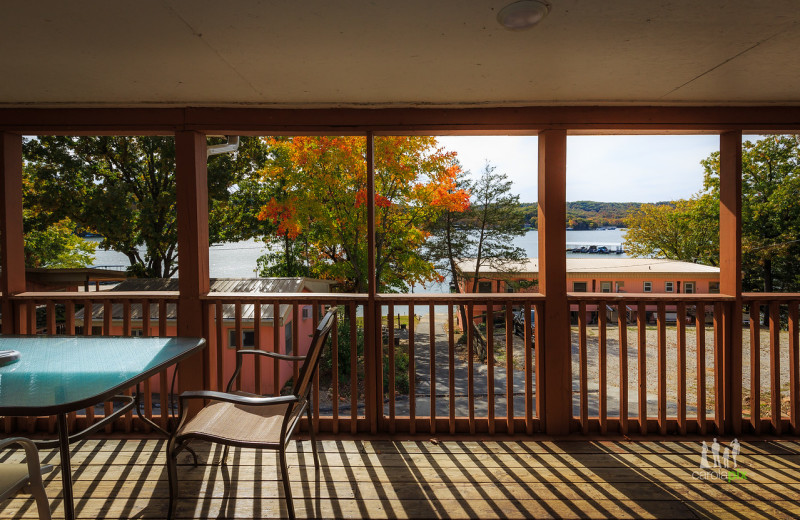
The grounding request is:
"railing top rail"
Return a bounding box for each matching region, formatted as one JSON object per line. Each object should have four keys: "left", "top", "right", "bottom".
{"left": 742, "top": 292, "right": 800, "bottom": 301}
{"left": 376, "top": 293, "right": 545, "bottom": 302}
{"left": 10, "top": 291, "right": 179, "bottom": 300}
{"left": 567, "top": 292, "right": 736, "bottom": 302}
{"left": 203, "top": 292, "right": 368, "bottom": 302}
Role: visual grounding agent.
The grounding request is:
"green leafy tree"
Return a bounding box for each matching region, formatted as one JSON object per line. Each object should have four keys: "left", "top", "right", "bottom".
{"left": 703, "top": 135, "right": 800, "bottom": 292}
{"left": 624, "top": 135, "right": 800, "bottom": 294}
{"left": 623, "top": 196, "right": 719, "bottom": 266}
{"left": 256, "top": 136, "right": 469, "bottom": 292}
{"left": 24, "top": 136, "right": 270, "bottom": 277}
{"left": 462, "top": 163, "right": 527, "bottom": 293}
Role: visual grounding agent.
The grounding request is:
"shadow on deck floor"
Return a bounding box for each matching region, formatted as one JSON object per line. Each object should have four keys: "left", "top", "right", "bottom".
{"left": 1, "top": 437, "right": 799, "bottom": 519}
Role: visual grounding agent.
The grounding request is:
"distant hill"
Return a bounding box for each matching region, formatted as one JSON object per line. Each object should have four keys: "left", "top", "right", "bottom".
{"left": 520, "top": 201, "right": 648, "bottom": 230}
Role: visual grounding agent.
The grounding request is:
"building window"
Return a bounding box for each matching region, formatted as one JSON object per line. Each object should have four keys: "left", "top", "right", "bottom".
{"left": 285, "top": 323, "right": 293, "bottom": 355}
{"left": 478, "top": 281, "right": 492, "bottom": 293}
{"left": 131, "top": 329, "right": 144, "bottom": 337}
{"left": 228, "top": 329, "right": 255, "bottom": 349}
{"left": 600, "top": 281, "right": 612, "bottom": 293}
{"left": 615, "top": 281, "right": 625, "bottom": 293}
{"left": 709, "top": 282, "right": 720, "bottom": 294}
{"left": 573, "top": 282, "right": 588, "bottom": 292}
{"left": 665, "top": 281, "right": 674, "bottom": 293}
{"left": 505, "top": 282, "right": 515, "bottom": 293}
{"left": 643, "top": 281, "right": 652, "bottom": 292}
{"left": 684, "top": 282, "right": 695, "bottom": 294}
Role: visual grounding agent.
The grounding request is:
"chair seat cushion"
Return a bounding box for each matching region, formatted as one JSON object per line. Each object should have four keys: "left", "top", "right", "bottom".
{"left": 178, "top": 401, "right": 291, "bottom": 445}
{"left": 0, "top": 464, "right": 30, "bottom": 501}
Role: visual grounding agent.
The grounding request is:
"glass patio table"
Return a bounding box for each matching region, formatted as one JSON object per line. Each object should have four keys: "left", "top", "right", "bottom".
{"left": 0, "top": 335, "right": 207, "bottom": 520}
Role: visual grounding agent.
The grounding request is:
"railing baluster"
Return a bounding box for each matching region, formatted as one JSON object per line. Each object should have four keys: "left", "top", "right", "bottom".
{"left": 579, "top": 301, "right": 588, "bottom": 434}
{"left": 657, "top": 301, "right": 667, "bottom": 435}
{"left": 388, "top": 303, "right": 396, "bottom": 434}
{"left": 46, "top": 301, "right": 56, "bottom": 335}
{"left": 332, "top": 309, "right": 339, "bottom": 435}
{"left": 65, "top": 301, "right": 75, "bottom": 335}
{"left": 637, "top": 300, "right": 647, "bottom": 435}
{"left": 293, "top": 302, "right": 299, "bottom": 384}
{"left": 312, "top": 303, "right": 320, "bottom": 434}
{"left": 467, "top": 303, "right": 475, "bottom": 434}
{"left": 141, "top": 299, "right": 151, "bottom": 434}
{"left": 254, "top": 302, "right": 262, "bottom": 395}
{"left": 158, "top": 300, "right": 169, "bottom": 430}
{"left": 677, "top": 302, "right": 687, "bottom": 435}
{"left": 524, "top": 302, "right": 533, "bottom": 435}
{"left": 790, "top": 301, "right": 800, "bottom": 435}
{"left": 429, "top": 302, "right": 436, "bottom": 435}
{"left": 83, "top": 300, "right": 92, "bottom": 336}
{"left": 697, "top": 302, "right": 707, "bottom": 435}
{"left": 27, "top": 301, "right": 36, "bottom": 335}
{"left": 235, "top": 302, "right": 243, "bottom": 388}
{"left": 215, "top": 300, "right": 224, "bottom": 391}
{"left": 598, "top": 299, "right": 607, "bottom": 435}
{"left": 273, "top": 300, "right": 281, "bottom": 397}
{"left": 487, "top": 301, "right": 495, "bottom": 435}
{"left": 103, "top": 300, "right": 113, "bottom": 433}
{"left": 713, "top": 302, "right": 723, "bottom": 434}
{"left": 534, "top": 302, "right": 544, "bottom": 425}
{"left": 408, "top": 302, "right": 416, "bottom": 435}
{"left": 505, "top": 303, "right": 513, "bottom": 435}
{"left": 449, "top": 302, "right": 456, "bottom": 434}
{"left": 769, "top": 300, "right": 781, "bottom": 434}
{"left": 349, "top": 301, "right": 357, "bottom": 435}
{"left": 103, "top": 299, "right": 112, "bottom": 336}
{"left": 618, "top": 302, "right": 628, "bottom": 435}
{"left": 122, "top": 300, "right": 131, "bottom": 336}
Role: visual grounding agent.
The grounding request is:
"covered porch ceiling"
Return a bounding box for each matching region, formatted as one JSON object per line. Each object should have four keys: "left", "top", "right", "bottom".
{"left": 2, "top": 1, "right": 799, "bottom": 110}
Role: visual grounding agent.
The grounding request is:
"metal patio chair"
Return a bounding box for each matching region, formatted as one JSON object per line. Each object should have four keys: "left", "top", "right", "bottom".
{"left": 167, "top": 307, "right": 337, "bottom": 520}
{"left": 0, "top": 437, "right": 52, "bottom": 520}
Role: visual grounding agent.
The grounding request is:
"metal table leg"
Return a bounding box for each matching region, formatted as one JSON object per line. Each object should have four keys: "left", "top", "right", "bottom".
{"left": 57, "top": 412, "right": 75, "bottom": 520}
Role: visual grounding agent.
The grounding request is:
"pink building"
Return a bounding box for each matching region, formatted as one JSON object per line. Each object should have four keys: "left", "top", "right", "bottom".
{"left": 456, "top": 258, "right": 720, "bottom": 323}
{"left": 77, "top": 277, "right": 334, "bottom": 393}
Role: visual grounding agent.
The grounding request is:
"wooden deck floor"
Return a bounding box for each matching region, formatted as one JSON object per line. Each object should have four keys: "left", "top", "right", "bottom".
{"left": 1, "top": 437, "right": 800, "bottom": 519}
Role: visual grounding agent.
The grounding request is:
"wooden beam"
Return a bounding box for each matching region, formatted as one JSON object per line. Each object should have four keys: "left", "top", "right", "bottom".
{"left": 719, "top": 130, "right": 743, "bottom": 435}
{"left": 1, "top": 106, "right": 800, "bottom": 134}
{"left": 538, "top": 129, "right": 570, "bottom": 435}
{"left": 0, "top": 132, "right": 26, "bottom": 334}
{"left": 175, "top": 130, "right": 210, "bottom": 398}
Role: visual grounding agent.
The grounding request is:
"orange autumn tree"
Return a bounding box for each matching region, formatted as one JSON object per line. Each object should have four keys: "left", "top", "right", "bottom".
{"left": 257, "top": 136, "right": 469, "bottom": 292}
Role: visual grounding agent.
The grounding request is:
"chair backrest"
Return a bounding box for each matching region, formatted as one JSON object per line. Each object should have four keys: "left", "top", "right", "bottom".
{"left": 292, "top": 307, "right": 336, "bottom": 400}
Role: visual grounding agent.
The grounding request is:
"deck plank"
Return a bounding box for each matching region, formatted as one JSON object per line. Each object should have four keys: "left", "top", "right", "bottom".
{"left": 1, "top": 439, "right": 799, "bottom": 519}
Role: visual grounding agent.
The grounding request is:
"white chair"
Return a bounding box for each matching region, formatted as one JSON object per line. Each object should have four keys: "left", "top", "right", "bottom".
{"left": 0, "top": 437, "right": 51, "bottom": 520}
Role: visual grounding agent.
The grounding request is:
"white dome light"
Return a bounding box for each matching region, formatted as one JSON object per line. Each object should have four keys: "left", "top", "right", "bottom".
{"left": 497, "top": 0, "right": 551, "bottom": 30}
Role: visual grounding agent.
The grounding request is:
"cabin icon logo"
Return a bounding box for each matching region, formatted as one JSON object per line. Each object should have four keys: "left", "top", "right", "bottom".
{"left": 693, "top": 438, "right": 746, "bottom": 483}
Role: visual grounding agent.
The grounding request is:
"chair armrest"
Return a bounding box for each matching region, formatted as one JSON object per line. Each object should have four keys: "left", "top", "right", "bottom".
{"left": 237, "top": 349, "right": 306, "bottom": 362}
{"left": 179, "top": 390, "right": 298, "bottom": 407}
{"left": 0, "top": 437, "right": 47, "bottom": 495}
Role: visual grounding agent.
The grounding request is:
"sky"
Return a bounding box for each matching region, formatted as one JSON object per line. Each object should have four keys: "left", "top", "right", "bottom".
{"left": 436, "top": 134, "right": 726, "bottom": 203}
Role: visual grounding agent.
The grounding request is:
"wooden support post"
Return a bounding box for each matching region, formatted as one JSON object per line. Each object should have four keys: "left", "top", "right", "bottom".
{"left": 719, "top": 130, "right": 743, "bottom": 435}
{"left": 175, "top": 131, "right": 210, "bottom": 401}
{"left": 365, "top": 131, "right": 380, "bottom": 434}
{"left": 538, "top": 129, "right": 570, "bottom": 436}
{"left": 0, "top": 132, "right": 26, "bottom": 334}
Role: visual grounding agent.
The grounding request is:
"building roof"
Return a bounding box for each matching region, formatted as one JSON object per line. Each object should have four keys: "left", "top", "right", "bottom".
{"left": 455, "top": 258, "right": 720, "bottom": 278}
{"left": 2, "top": 2, "right": 798, "bottom": 108}
{"left": 78, "top": 277, "right": 334, "bottom": 324}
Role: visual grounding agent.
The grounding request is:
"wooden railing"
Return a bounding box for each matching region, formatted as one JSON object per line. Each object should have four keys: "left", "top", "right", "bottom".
{"left": 3, "top": 290, "right": 799, "bottom": 437}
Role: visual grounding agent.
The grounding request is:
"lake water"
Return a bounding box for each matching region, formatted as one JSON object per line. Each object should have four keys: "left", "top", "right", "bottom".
{"left": 89, "top": 228, "right": 629, "bottom": 284}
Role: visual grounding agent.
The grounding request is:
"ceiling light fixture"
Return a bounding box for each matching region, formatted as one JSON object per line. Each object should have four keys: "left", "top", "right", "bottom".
{"left": 497, "top": 0, "right": 551, "bottom": 30}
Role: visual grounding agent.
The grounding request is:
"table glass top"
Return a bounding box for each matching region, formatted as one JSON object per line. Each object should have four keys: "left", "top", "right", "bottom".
{"left": 0, "top": 336, "right": 205, "bottom": 412}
